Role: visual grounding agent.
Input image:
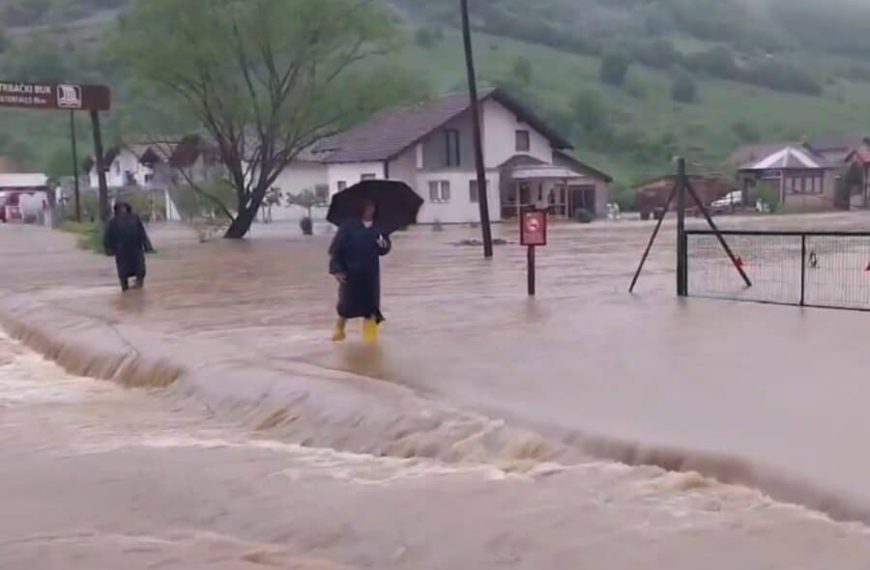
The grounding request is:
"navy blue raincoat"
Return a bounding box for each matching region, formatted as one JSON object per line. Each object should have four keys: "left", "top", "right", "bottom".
{"left": 103, "top": 214, "right": 153, "bottom": 282}
{"left": 329, "top": 220, "right": 392, "bottom": 322}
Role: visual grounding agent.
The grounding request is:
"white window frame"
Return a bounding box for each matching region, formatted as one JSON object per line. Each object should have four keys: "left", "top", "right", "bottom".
{"left": 516, "top": 129, "right": 531, "bottom": 152}
{"left": 428, "top": 180, "right": 452, "bottom": 203}
{"left": 440, "top": 180, "right": 451, "bottom": 202}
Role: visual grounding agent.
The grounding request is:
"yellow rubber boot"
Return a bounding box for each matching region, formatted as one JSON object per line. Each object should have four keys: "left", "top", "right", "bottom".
{"left": 362, "top": 318, "right": 379, "bottom": 342}
{"left": 331, "top": 318, "right": 347, "bottom": 342}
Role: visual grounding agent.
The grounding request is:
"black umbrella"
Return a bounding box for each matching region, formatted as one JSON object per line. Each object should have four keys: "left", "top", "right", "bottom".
{"left": 327, "top": 180, "right": 423, "bottom": 235}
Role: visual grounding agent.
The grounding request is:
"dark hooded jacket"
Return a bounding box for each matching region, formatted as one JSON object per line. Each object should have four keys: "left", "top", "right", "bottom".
{"left": 103, "top": 203, "right": 153, "bottom": 280}
{"left": 329, "top": 219, "right": 391, "bottom": 322}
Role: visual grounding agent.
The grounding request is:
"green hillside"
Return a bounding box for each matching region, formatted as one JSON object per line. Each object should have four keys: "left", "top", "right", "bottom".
{"left": 3, "top": 0, "right": 870, "bottom": 206}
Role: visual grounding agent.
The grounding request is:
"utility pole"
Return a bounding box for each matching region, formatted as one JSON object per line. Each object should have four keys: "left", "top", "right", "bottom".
{"left": 460, "top": 0, "right": 494, "bottom": 259}
{"left": 69, "top": 111, "right": 81, "bottom": 222}
{"left": 90, "top": 110, "right": 109, "bottom": 223}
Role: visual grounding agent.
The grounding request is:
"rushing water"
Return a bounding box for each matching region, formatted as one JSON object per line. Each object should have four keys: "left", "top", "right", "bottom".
{"left": 4, "top": 332, "right": 870, "bottom": 569}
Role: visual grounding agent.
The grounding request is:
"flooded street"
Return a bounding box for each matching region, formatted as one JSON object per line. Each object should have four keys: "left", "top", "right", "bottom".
{"left": 3, "top": 215, "right": 870, "bottom": 567}
{"left": 5, "top": 331, "right": 870, "bottom": 569}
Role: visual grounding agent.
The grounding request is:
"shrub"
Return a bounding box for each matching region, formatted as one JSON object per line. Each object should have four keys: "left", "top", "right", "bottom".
{"left": 624, "top": 75, "right": 648, "bottom": 99}
{"left": 572, "top": 209, "right": 594, "bottom": 224}
{"left": 599, "top": 50, "right": 631, "bottom": 87}
{"left": 632, "top": 38, "right": 681, "bottom": 69}
{"left": 414, "top": 27, "right": 435, "bottom": 48}
{"left": 685, "top": 46, "right": 740, "bottom": 79}
{"left": 570, "top": 89, "right": 609, "bottom": 135}
{"left": 731, "top": 120, "right": 761, "bottom": 143}
{"left": 671, "top": 71, "right": 698, "bottom": 103}
{"left": 742, "top": 60, "right": 823, "bottom": 95}
{"left": 59, "top": 221, "right": 103, "bottom": 253}
{"left": 512, "top": 56, "right": 533, "bottom": 85}
{"left": 755, "top": 183, "right": 781, "bottom": 212}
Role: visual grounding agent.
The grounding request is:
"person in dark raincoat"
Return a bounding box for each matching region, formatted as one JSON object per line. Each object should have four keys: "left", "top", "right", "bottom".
{"left": 103, "top": 202, "right": 153, "bottom": 292}
{"left": 328, "top": 198, "right": 391, "bottom": 342}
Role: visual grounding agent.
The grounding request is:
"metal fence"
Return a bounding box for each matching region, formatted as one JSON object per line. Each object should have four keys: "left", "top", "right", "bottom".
{"left": 685, "top": 230, "right": 870, "bottom": 311}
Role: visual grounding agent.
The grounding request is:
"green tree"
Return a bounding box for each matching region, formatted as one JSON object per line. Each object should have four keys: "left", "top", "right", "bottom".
{"left": 672, "top": 70, "right": 698, "bottom": 103}
{"left": 0, "top": 26, "right": 10, "bottom": 54}
{"left": 599, "top": 50, "right": 631, "bottom": 87}
{"left": 44, "top": 147, "right": 75, "bottom": 181}
{"left": 5, "top": 35, "right": 69, "bottom": 81}
{"left": 512, "top": 56, "right": 533, "bottom": 85}
{"left": 570, "top": 89, "right": 608, "bottom": 134}
{"left": 116, "top": 0, "right": 425, "bottom": 239}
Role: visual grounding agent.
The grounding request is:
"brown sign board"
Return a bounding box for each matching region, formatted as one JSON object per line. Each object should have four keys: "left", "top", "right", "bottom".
{"left": 0, "top": 81, "right": 110, "bottom": 112}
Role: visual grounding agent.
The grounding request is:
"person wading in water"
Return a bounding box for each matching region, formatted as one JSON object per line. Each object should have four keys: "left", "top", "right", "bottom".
{"left": 328, "top": 197, "right": 391, "bottom": 342}
{"left": 103, "top": 202, "right": 154, "bottom": 292}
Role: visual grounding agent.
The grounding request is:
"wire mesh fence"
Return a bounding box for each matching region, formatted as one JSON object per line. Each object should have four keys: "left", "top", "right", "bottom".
{"left": 686, "top": 230, "right": 870, "bottom": 311}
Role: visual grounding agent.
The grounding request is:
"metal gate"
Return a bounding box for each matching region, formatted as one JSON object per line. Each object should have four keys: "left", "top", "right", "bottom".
{"left": 685, "top": 230, "right": 870, "bottom": 311}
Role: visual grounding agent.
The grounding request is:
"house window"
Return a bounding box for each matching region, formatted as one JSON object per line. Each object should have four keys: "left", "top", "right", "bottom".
{"left": 428, "top": 180, "right": 451, "bottom": 203}
{"left": 337, "top": 181, "right": 347, "bottom": 192}
{"left": 113, "top": 162, "right": 120, "bottom": 175}
{"left": 469, "top": 179, "right": 488, "bottom": 203}
{"left": 361, "top": 173, "right": 376, "bottom": 181}
{"left": 516, "top": 130, "right": 531, "bottom": 152}
{"left": 445, "top": 129, "right": 461, "bottom": 167}
{"left": 315, "top": 184, "right": 329, "bottom": 205}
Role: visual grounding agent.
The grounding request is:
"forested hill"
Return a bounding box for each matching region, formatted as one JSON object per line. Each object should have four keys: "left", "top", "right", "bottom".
{"left": 4, "top": 0, "right": 870, "bottom": 201}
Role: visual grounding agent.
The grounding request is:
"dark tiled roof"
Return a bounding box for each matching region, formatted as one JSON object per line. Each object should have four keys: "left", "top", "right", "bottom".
{"left": 807, "top": 134, "right": 868, "bottom": 152}
{"left": 169, "top": 135, "right": 218, "bottom": 168}
{"left": 321, "top": 88, "right": 572, "bottom": 163}
{"left": 553, "top": 150, "right": 613, "bottom": 183}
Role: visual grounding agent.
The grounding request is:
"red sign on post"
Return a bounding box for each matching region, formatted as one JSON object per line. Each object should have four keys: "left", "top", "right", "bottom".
{"left": 520, "top": 209, "right": 548, "bottom": 247}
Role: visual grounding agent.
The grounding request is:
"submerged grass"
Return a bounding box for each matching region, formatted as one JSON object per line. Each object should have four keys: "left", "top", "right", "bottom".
{"left": 59, "top": 221, "right": 103, "bottom": 254}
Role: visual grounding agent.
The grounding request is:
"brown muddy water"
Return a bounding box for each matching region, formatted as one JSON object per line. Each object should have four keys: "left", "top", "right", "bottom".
{"left": 3, "top": 331, "right": 870, "bottom": 569}
{"left": 5, "top": 216, "right": 870, "bottom": 567}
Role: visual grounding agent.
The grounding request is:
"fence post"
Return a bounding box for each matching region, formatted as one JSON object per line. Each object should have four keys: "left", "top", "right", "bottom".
{"left": 800, "top": 234, "right": 807, "bottom": 307}
{"left": 676, "top": 158, "right": 688, "bottom": 297}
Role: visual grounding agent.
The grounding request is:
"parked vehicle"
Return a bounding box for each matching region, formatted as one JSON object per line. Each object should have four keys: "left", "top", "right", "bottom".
{"left": 636, "top": 176, "right": 731, "bottom": 220}
{"left": 0, "top": 191, "right": 45, "bottom": 223}
{"left": 710, "top": 191, "right": 744, "bottom": 214}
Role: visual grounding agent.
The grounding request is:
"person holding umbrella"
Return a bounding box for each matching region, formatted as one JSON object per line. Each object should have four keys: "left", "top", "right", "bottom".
{"left": 327, "top": 180, "right": 423, "bottom": 342}
{"left": 103, "top": 201, "right": 154, "bottom": 292}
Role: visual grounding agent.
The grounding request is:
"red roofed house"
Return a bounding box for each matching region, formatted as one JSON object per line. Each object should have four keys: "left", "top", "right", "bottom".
{"left": 846, "top": 143, "right": 870, "bottom": 208}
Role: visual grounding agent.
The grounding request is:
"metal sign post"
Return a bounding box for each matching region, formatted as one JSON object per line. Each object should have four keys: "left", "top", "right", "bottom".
{"left": 520, "top": 209, "right": 548, "bottom": 296}
{"left": 0, "top": 81, "right": 111, "bottom": 221}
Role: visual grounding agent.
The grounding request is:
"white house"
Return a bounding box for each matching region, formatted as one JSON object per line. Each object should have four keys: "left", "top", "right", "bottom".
{"left": 271, "top": 88, "right": 612, "bottom": 224}
{"left": 85, "top": 135, "right": 224, "bottom": 221}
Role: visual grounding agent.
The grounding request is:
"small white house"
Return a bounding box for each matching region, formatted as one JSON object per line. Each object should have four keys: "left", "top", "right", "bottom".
{"left": 272, "top": 88, "right": 612, "bottom": 224}
{"left": 84, "top": 136, "right": 225, "bottom": 222}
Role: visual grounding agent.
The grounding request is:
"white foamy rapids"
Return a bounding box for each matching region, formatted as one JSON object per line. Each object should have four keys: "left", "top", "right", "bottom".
{"left": 0, "top": 334, "right": 116, "bottom": 405}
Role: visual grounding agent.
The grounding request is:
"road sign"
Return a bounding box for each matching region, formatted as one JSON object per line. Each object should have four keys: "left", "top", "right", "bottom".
{"left": 0, "top": 81, "right": 110, "bottom": 112}
{"left": 520, "top": 209, "right": 548, "bottom": 247}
